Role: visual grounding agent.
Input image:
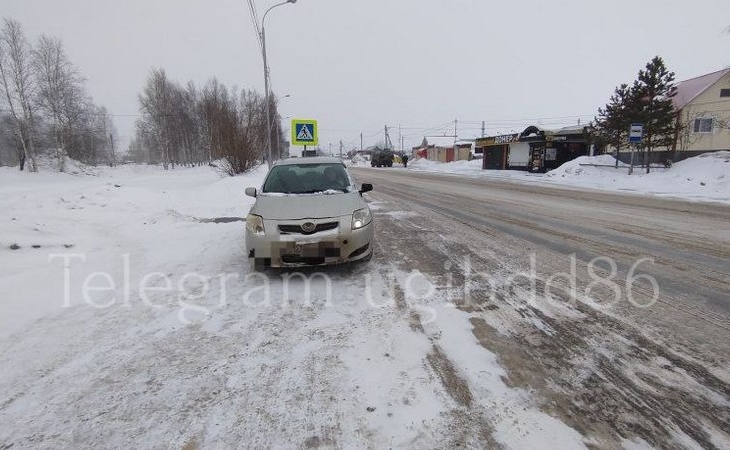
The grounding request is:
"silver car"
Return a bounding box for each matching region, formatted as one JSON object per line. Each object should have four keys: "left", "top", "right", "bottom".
{"left": 245, "top": 157, "right": 374, "bottom": 268}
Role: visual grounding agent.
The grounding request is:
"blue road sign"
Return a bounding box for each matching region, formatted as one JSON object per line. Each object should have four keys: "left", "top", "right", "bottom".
{"left": 629, "top": 123, "right": 643, "bottom": 144}
{"left": 291, "top": 119, "right": 318, "bottom": 146}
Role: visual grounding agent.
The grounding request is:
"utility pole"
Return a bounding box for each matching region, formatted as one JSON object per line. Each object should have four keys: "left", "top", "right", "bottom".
{"left": 360, "top": 132, "right": 363, "bottom": 151}
{"left": 454, "top": 118, "right": 458, "bottom": 146}
{"left": 398, "top": 124, "right": 402, "bottom": 153}
{"left": 339, "top": 140, "right": 343, "bottom": 158}
{"left": 259, "top": 0, "right": 297, "bottom": 168}
{"left": 481, "top": 121, "right": 485, "bottom": 138}
{"left": 261, "top": 27, "right": 272, "bottom": 167}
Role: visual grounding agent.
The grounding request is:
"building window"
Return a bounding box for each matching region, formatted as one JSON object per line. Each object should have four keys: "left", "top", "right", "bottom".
{"left": 720, "top": 88, "right": 730, "bottom": 97}
{"left": 693, "top": 117, "right": 713, "bottom": 133}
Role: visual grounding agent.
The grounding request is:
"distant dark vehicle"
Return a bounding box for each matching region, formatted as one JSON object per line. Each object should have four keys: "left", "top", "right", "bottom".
{"left": 371, "top": 149, "right": 393, "bottom": 167}
{"left": 302, "top": 149, "right": 318, "bottom": 157}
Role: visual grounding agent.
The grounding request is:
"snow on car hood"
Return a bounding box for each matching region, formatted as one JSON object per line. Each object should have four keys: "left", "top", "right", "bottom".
{"left": 251, "top": 191, "right": 367, "bottom": 220}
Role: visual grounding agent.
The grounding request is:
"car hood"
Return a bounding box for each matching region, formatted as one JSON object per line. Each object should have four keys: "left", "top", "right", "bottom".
{"left": 251, "top": 191, "right": 366, "bottom": 220}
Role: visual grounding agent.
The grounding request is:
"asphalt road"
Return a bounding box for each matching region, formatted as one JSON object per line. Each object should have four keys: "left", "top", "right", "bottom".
{"left": 352, "top": 166, "right": 730, "bottom": 448}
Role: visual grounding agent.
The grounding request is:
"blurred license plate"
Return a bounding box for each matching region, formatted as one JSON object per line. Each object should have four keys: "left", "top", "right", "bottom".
{"left": 293, "top": 242, "right": 319, "bottom": 255}
{"left": 291, "top": 242, "right": 339, "bottom": 257}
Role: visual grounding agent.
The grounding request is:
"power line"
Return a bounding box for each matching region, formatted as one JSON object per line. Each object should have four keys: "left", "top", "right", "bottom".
{"left": 247, "top": 0, "right": 263, "bottom": 51}
{"left": 459, "top": 114, "right": 594, "bottom": 124}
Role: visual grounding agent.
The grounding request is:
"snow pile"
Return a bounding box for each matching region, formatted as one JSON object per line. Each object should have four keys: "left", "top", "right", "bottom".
{"left": 544, "top": 154, "right": 627, "bottom": 178}
{"left": 662, "top": 151, "right": 730, "bottom": 191}
{"left": 346, "top": 154, "right": 373, "bottom": 167}
{"left": 410, "top": 157, "right": 484, "bottom": 175}
{"left": 394, "top": 152, "right": 730, "bottom": 204}
{"left": 404, "top": 157, "right": 539, "bottom": 183}
{"left": 32, "top": 154, "right": 100, "bottom": 175}
{"left": 544, "top": 151, "right": 730, "bottom": 203}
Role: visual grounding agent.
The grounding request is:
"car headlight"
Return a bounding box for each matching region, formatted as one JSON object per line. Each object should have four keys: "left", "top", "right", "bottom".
{"left": 351, "top": 208, "right": 372, "bottom": 230}
{"left": 246, "top": 214, "right": 265, "bottom": 235}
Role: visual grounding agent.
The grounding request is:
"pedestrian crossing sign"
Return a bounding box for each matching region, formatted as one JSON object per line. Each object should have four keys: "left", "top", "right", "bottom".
{"left": 292, "top": 119, "right": 318, "bottom": 146}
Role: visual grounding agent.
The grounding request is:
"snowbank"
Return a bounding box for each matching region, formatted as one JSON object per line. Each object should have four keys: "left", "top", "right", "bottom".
{"left": 398, "top": 153, "right": 730, "bottom": 204}
{"left": 410, "top": 157, "right": 482, "bottom": 172}
{"left": 544, "top": 152, "right": 730, "bottom": 203}
{"left": 27, "top": 154, "right": 102, "bottom": 175}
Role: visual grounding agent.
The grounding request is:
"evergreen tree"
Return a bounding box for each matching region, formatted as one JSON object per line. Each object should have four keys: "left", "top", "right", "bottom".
{"left": 594, "top": 83, "right": 637, "bottom": 166}
{"left": 631, "top": 56, "right": 678, "bottom": 173}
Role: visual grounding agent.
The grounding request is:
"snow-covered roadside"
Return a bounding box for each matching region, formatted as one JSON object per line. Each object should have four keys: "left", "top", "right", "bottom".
{"left": 402, "top": 151, "right": 730, "bottom": 205}
{"left": 0, "top": 162, "right": 591, "bottom": 448}
{"left": 0, "top": 163, "right": 267, "bottom": 337}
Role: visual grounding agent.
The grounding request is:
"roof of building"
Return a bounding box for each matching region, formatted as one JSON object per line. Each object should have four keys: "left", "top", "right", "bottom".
{"left": 673, "top": 67, "right": 730, "bottom": 110}
{"left": 554, "top": 124, "right": 586, "bottom": 135}
{"left": 422, "top": 136, "right": 457, "bottom": 148}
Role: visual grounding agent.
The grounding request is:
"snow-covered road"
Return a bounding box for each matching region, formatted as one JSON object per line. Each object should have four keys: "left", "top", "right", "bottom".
{"left": 0, "top": 165, "right": 586, "bottom": 449}
{"left": 1, "top": 163, "right": 728, "bottom": 449}
{"left": 353, "top": 166, "right": 730, "bottom": 449}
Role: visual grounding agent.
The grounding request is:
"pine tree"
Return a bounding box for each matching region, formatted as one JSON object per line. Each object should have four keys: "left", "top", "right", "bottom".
{"left": 594, "top": 83, "right": 637, "bottom": 167}
{"left": 631, "top": 56, "right": 677, "bottom": 173}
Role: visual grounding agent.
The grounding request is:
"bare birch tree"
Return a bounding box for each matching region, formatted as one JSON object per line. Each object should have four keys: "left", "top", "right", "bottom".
{"left": 134, "top": 71, "right": 270, "bottom": 174}
{"left": 0, "top": 18, "right": 37, "bottom": 171}
{"left": 139, "top": 68, "right": 174, "bottom": 169}
{"left": 33, "top": 34, "right": 87, "bottom": 171}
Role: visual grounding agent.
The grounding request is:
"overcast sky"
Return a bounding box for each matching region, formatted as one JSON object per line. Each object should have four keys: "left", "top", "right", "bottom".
{"left": 3, "top": 0, "right": 729, "bottom": 153}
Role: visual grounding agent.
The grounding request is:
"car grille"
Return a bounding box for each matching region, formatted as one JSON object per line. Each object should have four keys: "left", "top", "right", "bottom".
{"left": 278, "top": 222, "right": 339, "bottom": 235}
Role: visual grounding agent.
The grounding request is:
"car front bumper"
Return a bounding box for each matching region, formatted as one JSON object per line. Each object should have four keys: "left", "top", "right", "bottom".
{"left": 246, "top": 215, "right": 373, "bottom": 268}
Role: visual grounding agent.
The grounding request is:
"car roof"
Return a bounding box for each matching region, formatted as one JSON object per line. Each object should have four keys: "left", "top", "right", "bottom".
{"left": 274, "top": 156, "right": 344, "bottom": 166}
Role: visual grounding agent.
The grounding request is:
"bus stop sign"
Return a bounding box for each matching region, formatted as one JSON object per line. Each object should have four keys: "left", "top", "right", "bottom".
{"left": 629, "top": 123, "right": 643, "bottom": 144}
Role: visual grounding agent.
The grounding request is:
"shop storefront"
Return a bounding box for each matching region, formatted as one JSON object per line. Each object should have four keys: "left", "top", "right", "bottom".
{"left": 476, "top": 126, "right": 589, "bottom": 172}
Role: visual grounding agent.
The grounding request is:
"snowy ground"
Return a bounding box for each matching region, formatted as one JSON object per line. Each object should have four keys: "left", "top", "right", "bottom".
{"left": 397, "top": 151, "right": 730, "bottom": 205}
{"left": 0, "top": 163, "right": 592, "bottom": 448}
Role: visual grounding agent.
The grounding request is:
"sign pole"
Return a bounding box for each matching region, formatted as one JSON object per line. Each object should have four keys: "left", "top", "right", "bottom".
{"left": 628, "top": 123, "right": 643, "bottom": 175}
{"left": 629, "top": 145, "right": 635, "bottom": 175}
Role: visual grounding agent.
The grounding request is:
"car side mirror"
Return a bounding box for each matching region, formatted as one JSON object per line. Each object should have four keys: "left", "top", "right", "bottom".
{"left": 359, "top": 183, "right": 373, "bottom": 194}
{"left": 245, "top": 187, "right": 257, "bottom": 198}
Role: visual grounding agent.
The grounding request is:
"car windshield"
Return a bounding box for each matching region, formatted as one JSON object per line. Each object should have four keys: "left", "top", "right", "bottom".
{"left": 262, "top": 163, "right": 353, "bottom": 194}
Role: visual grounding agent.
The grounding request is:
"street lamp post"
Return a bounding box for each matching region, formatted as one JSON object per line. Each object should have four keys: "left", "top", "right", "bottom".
{"left": 261, "top": 0, "right": 297, "bottom": 168}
